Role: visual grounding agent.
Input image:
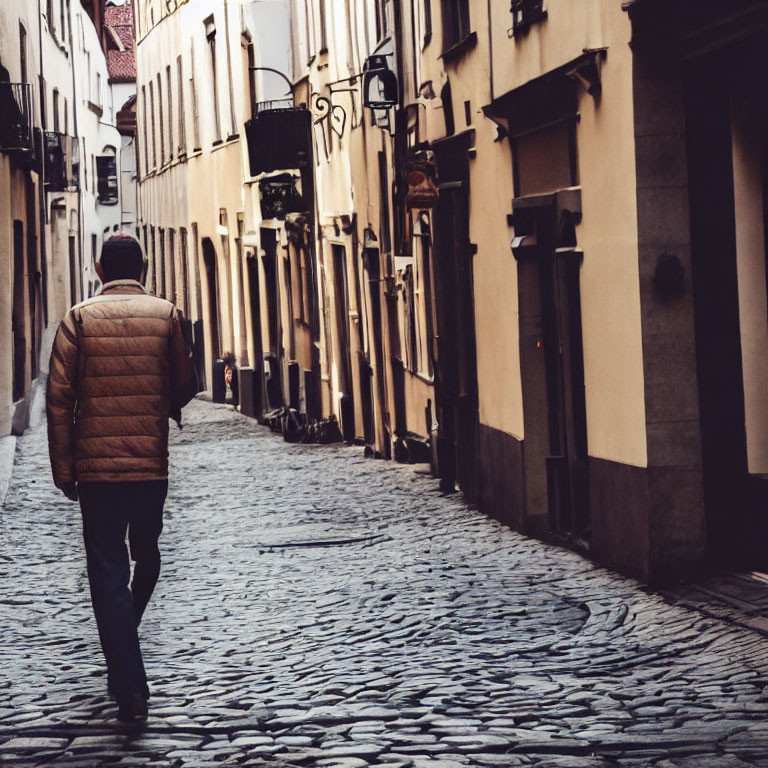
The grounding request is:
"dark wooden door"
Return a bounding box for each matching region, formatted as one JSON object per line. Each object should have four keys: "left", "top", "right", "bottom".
{"left": 435, "top": 182, "right": 479, "bottom": 502}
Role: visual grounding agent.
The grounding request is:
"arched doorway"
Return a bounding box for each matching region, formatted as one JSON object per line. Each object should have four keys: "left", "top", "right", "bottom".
{"left": 201, "top": 238, "right": 221, "bottom": 377}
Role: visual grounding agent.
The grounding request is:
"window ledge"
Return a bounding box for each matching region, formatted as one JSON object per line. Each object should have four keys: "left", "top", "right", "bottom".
{"left": 226, "top": 133, "right": 240, "bottom": 142}
{"left": 87, "top": 101, "right": 103, "bottom": 117}
{"left": 439, "top": 31, "right": 477, "bottom": 64}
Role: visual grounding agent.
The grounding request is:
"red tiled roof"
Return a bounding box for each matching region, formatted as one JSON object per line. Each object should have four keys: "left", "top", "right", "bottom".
{"left": 107, "top": 50, "right": 136, "bottom": 81}
{"left": 105, "top": 0, "right": 135, "bottom": 82}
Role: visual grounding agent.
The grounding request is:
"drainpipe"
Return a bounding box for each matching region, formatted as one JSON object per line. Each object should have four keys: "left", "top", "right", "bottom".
{"left": 68, "top": 0, "right": 84, "bottom": 304}
{"left": 487, "top": 0, "right": 494, "bottom": 101}
{"left": 37, "top": 0, "right": 49, "bottom": 326}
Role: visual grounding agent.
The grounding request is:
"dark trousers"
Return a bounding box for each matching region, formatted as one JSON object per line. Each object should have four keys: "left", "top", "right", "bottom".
{"left": 79, "top": 480, "right": 168, "bottom": 700}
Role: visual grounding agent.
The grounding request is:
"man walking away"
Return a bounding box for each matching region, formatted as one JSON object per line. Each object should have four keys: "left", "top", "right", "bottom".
{"left": 46, "top": 234, "right": 198, "bottom": 724}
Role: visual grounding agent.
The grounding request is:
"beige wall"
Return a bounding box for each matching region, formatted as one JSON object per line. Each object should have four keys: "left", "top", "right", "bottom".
{"left": 490, "top": 0, "right": 606, "bottom": 99}
{"left": 485, "top": 0, "right": 646, "bottom": 466}
{"left": 0, "top": 158, "right": 15, "bottom": 436}
{"left": 575, "top": 12, "right": 647, "bottom": 468}
{"left": 470, "top": 119, "right": 524, "bottom": 439}
{"left": 732, "top": 94, "right": 768, "bottom": 474}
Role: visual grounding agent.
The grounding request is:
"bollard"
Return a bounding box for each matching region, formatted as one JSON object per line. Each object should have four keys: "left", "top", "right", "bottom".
{"left": 212, "top": 359, "right": 226, "bottom": 403}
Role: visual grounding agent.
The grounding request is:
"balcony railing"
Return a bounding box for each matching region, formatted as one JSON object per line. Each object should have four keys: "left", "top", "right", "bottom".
{"left": 0, "top": 82, "right": 35, "bottom": 155}
{"left": 245, "top": 105, "right": 312, "bottom": 176}
{"left": 44, "top": 131, "right": 77, "bottom": 191}
{"left": 253, "top": 98, "right": 295, "bottom": 114}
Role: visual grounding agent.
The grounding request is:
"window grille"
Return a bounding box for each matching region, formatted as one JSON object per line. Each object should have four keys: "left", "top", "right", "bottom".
{"left": 510, "top": 0, "right": 546, "bottom": 36}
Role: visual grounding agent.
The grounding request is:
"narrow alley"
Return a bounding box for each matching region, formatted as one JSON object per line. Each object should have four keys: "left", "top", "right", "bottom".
{"left": 2, "top": 399, "right": 768, "bottom": 767}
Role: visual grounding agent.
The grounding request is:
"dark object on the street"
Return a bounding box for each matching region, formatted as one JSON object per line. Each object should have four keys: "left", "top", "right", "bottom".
{"left": 239, "top": 367, "right": 256, "bottom": 417}
{"left": 281, "top": 408, "right": 306, "bottom": 443}
{"left": 288, "top": 362, "right": 301, "bottom": 410}
{"left": 340, "top": 393, "right": 355, "bottom": 443}
{"left": 394, "top": 438, "right": 409, "bottom": 463}
{"left": 653, "top": 252, "right": 686, "bottom": 301}
{"left": 262, "top": 406, "right": 343, "bottom": 444}
{"left": 212, "top": 359, "right": 226, "bottom": 403}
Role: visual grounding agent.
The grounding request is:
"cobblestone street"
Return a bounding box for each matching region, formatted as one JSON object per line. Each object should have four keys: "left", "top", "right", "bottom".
{"left": 3, "top": 400, "right": 768, "bottom": 767}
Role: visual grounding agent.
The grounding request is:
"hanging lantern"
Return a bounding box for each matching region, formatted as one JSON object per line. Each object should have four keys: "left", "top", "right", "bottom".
{"left": 363, "top": 55, "right": 398, "bottom": 110}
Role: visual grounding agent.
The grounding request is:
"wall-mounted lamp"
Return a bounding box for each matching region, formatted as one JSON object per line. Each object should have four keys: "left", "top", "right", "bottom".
{"left": 363, "top": 55, "right": 398, "bottom": 110}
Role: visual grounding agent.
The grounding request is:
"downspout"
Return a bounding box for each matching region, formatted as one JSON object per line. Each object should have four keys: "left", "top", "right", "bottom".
{"left": 69, "top": 0, "right": 84, "bottom": 304}
{"left": 37, "top": 0, "right": 49, "bottom": 325}
{"left": 487, "top": 0, "right": 494, "bottom": 101}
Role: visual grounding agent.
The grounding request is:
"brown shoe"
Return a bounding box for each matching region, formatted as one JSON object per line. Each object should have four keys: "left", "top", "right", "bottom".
{"left": 117, "top": 691, "right": 148, "bottom": 725}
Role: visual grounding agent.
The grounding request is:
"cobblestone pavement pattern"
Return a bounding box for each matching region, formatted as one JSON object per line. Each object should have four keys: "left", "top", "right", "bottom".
{"left": 3, "top": 401, "right": 768, "bottom": 768}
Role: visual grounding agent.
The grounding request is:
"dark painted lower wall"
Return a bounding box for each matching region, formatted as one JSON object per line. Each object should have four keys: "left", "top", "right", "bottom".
{"left": 590, "top": 456, "right": 706, "bottom": 585}
{"left": 477, "top": 423, "right": 526, "bottom": 532}
{"left": 589, "top": 457, "right": 652, "bottom": 582}
{"left": 476, "top": 425, "right": 709, "bottom": 585}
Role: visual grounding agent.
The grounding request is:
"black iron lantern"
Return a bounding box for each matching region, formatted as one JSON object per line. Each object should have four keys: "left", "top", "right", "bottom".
{"left": 363, "top": 55, "right": 398, "bottom": 109}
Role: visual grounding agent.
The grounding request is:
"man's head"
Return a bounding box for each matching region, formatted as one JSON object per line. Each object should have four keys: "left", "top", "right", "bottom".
{"left": 96, "top": 234, "right": 145, "bottom": 284}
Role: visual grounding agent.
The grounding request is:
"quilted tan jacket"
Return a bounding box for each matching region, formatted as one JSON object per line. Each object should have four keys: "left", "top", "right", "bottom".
{"left": 46, "top": 280, "right": 198, "bottom": 488}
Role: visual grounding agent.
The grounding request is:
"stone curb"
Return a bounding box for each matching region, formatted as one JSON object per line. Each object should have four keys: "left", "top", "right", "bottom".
{"left": 0, "top": 435, "right": 16, "bottom": 510}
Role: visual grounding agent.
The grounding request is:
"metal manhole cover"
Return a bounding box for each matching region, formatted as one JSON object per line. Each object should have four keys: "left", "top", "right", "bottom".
{"left": 253, "top": 524, "right": 387, "bottom": 549}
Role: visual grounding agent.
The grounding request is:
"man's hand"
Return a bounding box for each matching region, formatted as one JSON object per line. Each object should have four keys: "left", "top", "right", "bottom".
{"left": 60, "top": 482, "right": 78, "bottom": 502}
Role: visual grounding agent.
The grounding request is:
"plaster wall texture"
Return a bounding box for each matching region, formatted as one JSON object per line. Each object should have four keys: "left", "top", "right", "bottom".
{"left": 0, "top": 158, "right": 16, "bottom": 438}
{"left": 732, "top": 89, "right": 768, "bottom": 475}
{"left": 573, "top": 8, "right": 647, "bottom": 468}
{"left": 485, "top": 0, "right": 646, "bottom": 467}
{"left": 470, "top": 120, "right": 523, "bottom": 440}
{"left": 489, "top": 0, "right": 606, "bottom": 99}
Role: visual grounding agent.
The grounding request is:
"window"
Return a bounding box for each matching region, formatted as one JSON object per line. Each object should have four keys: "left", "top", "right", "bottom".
{"left": 168, "top": 228, "right": 176, "bottom": 304}
{"left": 96, "top": 72, "right": 102, "bottom": 106}
{"left": 166, "top": 65, "right": 173, "bottom": 160}
{"left": 19, "top": 23, "right": 28, "bottom": 83}
{"left": 510, "top": 0, "right": 547, "bottom": 36}
{"left": 318, "top": 0, "right": 328, "bottom": 51}
{"left": 63, "top": 98, "right": 68, "bottom": 134}
{"left": 378, "top": 152, "right": 391, "bottom": 255}
{"left": 52, "top": 89, "right": 60, "bottom": 132}
{"left": 373, "top": 0, "right": 390, "bottom": 42}
{"left": 176, "top": 56, "right": 186, "bottom": 154}
{"left": 412, "top": 212, "right": 434, "bottom": 377}
{"left": 47, "top": 0, "right": 56, "bottom": 34}
{"left": 190, "top": 41, "right": 201, "bottom": 150}
{"left": 159, "top": 228, "right": 166, "bottom": 298}
{"left": 180, "top": 227, "right": 189, "bottom": 315}
{"left": 306, "top": 0, "right": 316, "bottom": 60}
{"left": 204, "top": 16, "right": 222, "bottom": 143}
{"left": 149, "top": 80, "right": 157, "bottom": 167}
{"left": 96, "top": 147, "right": 118, "bottom": 204}
{"left": 150, "top": 226, "right": 157, "bottom": 294}
{"left": 422, "top": 0, "right": 432, "bottom": 47}
{"left": 442, "top": 0, "right": 470, "bottom": 51}
{"left": 513, "top": 119, "right": 577, "bottom": 197}
{"left": 60, "top": 0, "right": 66, "bottom": 40}
{"left": 142, "top": 85, "right": 149, "bottom": 173}
{"left": 157, "top": 74, "right": 165, "bottom": 164}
